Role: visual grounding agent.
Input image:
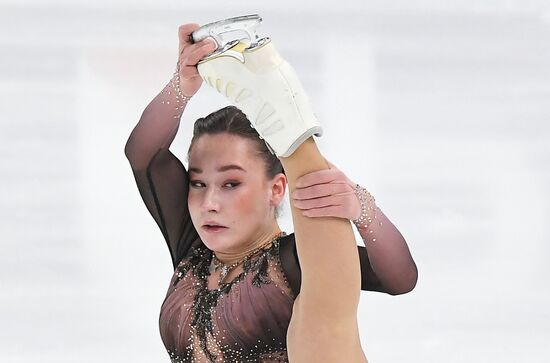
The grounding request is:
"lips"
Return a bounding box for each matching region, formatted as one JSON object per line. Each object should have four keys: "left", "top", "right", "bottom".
{"left": 202, "top": 224, "right": 228, "bottom": 233}
{"left": 202, "top": 221, "right": 227, "bottom": 228}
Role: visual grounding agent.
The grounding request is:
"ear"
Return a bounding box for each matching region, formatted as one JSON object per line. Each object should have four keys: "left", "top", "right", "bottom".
{"left": 269, "top": 173, "right": 287, "bottom": 208}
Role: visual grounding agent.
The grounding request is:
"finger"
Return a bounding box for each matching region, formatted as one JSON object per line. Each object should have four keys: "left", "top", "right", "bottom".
{"left": 322, "top": 157, "right": 355, "bottom": 188}
{"left": 178, "top": 23, "right": 201, "bottom": 51}
{"left": 295, "top": 169, "right": 341, "bottom": 188}
{"left": 184, "top": 39, "right": 217, "bottom": 66}
{"left": 292, "top": 193, "right": 351, "bottom": 210}
{"left": 179, "top": 39, "right": 210, "bottom": 62}
{"left": 292, "top": 182, "right": 352, "bottom": 200}
{"left": 179, "top": 23, "right": 200, "bottom": 43}
{"left": 302, "top": 205, "right": 348, "bottom": 219}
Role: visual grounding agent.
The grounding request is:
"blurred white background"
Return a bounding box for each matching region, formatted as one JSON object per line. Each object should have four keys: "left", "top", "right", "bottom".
{"left": 1, "top": 0, "right": 549, "bottom": 362}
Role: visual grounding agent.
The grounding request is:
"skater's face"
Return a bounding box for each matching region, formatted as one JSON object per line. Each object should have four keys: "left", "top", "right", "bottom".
{"left": 187, "top": 133, "right": 285, "bottom": 253}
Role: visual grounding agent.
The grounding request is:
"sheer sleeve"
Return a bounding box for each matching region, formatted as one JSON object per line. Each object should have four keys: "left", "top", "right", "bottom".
{"left": 279, "top": 205, "right": 417, "bottom": 296}
{"left": 279, "top": 234, "right": 387, "bottom": 296}
{"left": 355, "top": 205, "right": 418, "bottom": 295}
{"left": 357, "top": 245, "right": 385, "bottom": 292}
{"left": 124, "top": 80, "right": 201, "bottom": 270}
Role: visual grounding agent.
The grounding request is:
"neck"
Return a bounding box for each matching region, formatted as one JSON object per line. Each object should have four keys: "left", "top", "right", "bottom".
{"left": 213, "top": 225, "right": 282, "bottom": 265}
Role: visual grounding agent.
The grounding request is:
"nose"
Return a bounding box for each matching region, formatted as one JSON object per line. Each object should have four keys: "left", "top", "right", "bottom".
{"left": 201, "top": 186, "right": 220, "bottom": 212}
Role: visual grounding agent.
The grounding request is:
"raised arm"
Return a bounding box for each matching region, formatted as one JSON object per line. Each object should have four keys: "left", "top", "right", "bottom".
{"left": 124, "top": 24, "right": 217, "bottom": 269}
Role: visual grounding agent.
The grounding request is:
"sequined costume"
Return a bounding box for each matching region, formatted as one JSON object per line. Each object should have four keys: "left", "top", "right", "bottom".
{"left": 124, "top": 82, "right": 389, "bottom": 362}
{"left": 161, "top": 235, "right": 295, "bottom": 362}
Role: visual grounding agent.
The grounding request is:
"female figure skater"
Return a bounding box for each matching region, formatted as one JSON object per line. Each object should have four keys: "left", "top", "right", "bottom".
{"left": 124, "top": 23, "right": 417, "bottom": 362}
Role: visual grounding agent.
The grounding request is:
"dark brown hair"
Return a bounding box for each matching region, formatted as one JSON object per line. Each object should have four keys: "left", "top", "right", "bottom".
{"left": 187, "top": 105, "right": 285, "bottom": 217}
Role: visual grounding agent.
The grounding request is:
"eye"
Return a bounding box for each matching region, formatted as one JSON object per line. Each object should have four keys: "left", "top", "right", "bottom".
{"left": 189, "top": 181, "right": 240, "bottom": 189}
{"left": 190, "top": 180, "right": 205, "bottom": 188}
{"left": 224, "top": 182, "right": 240, "bottom": 188}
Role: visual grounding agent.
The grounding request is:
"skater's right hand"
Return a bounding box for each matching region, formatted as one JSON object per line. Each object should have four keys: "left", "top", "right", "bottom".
{"left": 176, "top": 23, "right": 218, "bottom": 97}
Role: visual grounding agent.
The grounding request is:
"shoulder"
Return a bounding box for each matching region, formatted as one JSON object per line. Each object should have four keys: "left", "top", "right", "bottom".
{"left": 279, "top": 232, "right": 295, "bottom": 243}
{"left": 277, "top": 232, "right": 302, "bottom": 296}
{"left": 175, "top": 241, "right": 208, "bottom": 268}
{"left": 277, "top": 233, "right": 297, "bottom": 260}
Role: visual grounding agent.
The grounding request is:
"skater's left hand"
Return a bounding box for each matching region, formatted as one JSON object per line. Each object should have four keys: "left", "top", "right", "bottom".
{"left": 291, "top": 158, "right": 361, "bottom": 221}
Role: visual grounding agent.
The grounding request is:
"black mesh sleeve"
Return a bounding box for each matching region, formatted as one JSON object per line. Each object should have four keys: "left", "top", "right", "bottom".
{"left": 124, "top": 81, "right": 201, "bottom": 270}
{"left": 278, "top": 234, "right": 385, "bottom": 296}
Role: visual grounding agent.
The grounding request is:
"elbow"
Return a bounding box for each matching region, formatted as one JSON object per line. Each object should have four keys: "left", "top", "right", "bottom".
{"left": 386, "top": 264, "right": 418, "bottom": 296}
{"left": 124, "top": 137, "right": 134, "bottom": 160}
{"left": 124, "top": 138, "right": 139, "bottom": 166}
{"left": 124, "top": 147, "right": 135, "bottom": 167}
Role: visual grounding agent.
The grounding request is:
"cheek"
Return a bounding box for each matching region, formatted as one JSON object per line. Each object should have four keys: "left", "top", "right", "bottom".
{"left": 231, "top": 185, "right": 270, "bottom": 219}
{"left": 186, "top": 186, "right": 267, "bottom": 217}
{"left": 187, "top": 194, "right": 198, "bottom": 222}
{"left": 231, "top": 188, "right": 257, "bottom": 214}
{"left": 187, "top": 193, "right": 197, "bottom": 209}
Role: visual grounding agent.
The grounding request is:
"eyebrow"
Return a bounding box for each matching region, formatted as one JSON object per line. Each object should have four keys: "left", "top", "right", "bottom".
{"left": 188, "top": 164, "right": 247, "bottom": 174}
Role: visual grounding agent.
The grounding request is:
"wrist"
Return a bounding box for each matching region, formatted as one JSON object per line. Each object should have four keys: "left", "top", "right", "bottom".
{"left": 160, "top": 64, "right": 192, "bottom": 118}
{"left": 352, "top": 184, "right": 377, "bottom": 230}
{"left": 171, "top": 64, "right": 193, "bottom": 102}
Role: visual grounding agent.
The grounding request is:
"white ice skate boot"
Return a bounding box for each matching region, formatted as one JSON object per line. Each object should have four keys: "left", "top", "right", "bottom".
{"left": 196, "top": 38, "right": 323, "bottom": 157}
